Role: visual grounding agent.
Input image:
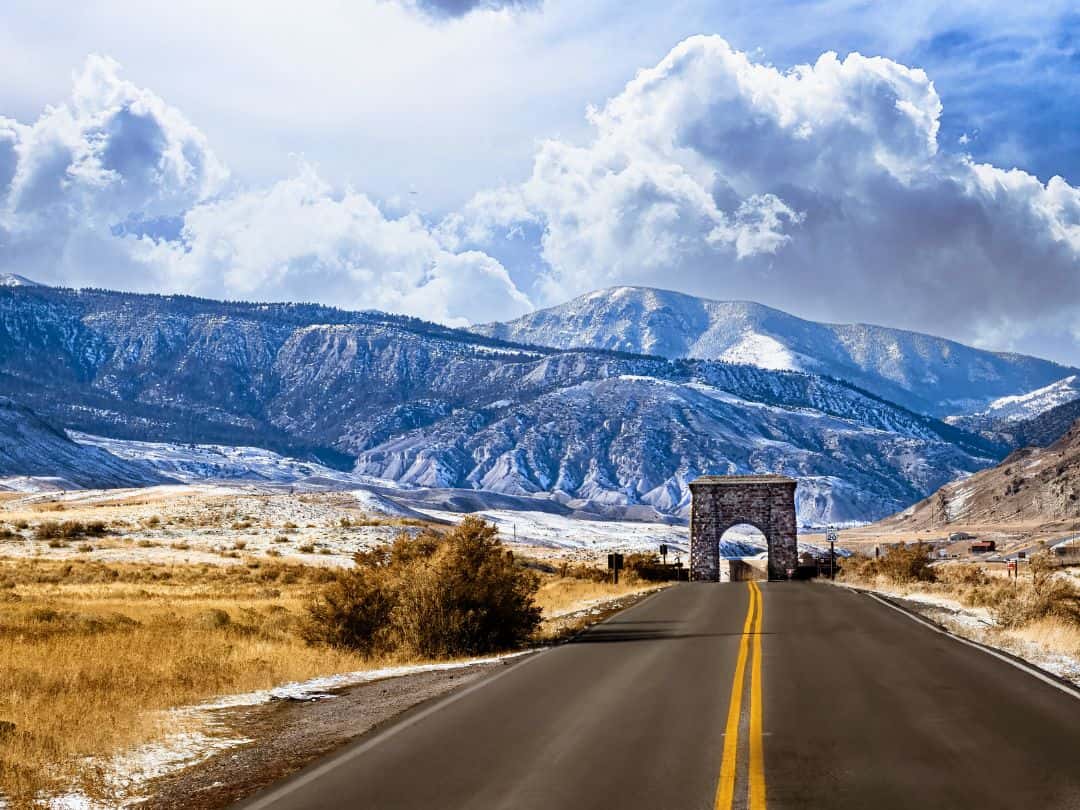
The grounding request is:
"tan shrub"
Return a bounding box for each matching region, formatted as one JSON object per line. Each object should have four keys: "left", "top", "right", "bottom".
{"left": 304, "top": 517, "right": 540, "bottom": 658}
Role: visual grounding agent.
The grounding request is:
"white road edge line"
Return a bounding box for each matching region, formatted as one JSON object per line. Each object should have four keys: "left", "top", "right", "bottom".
{"left": 235, "top": 586, "right": 671, "bottom": 808}
{"left": 867, "top": 592, "right": 1080, "bottom": 702}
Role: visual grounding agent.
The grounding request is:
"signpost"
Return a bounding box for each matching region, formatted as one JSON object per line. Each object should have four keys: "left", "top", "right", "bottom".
{"left": 607, "top": 552, "right": 624, "bottom": 585}
{"left": 660, "top": 543, "right": 668, "bottom": 566}
{"left": 826, "top": 527, "right": 839, "bottom": 580}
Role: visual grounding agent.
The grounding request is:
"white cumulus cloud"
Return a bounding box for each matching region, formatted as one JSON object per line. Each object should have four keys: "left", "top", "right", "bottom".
{"left": 2, "top": 54, "right": 226, "bottom": 230}
{"left": 0, "top": 56, "right": 532, "bottom": 324}
{"left": 134, "top": 165, "right": 532, "bottom": 325}
{"left": 452, "top": 35, "right": 1080, "bottom": 349}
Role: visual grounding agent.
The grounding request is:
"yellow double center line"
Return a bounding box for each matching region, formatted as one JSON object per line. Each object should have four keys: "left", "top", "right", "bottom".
{"left": 715, "top": 581, "right": 766, "bottom": 810}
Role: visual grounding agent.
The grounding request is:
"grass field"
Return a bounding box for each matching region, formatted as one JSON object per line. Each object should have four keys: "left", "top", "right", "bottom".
{"left": 0, "top": 555, "right": 651, "bottom": 806}
{"left": 0, "top": 558, "right": 371, "bottom": 805}
{"left": 838, "top": 555, "right": 1080, "bottom": 675}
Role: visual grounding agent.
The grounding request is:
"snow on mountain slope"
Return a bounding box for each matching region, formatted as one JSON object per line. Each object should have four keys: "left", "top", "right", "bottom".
{"left": 0, "top": 399, "right": 165, "bottom": 488}
{"left": 355, "top": 375, "right": 991, "bottom": 525}
{"left": 71, "top": 432, "right": 390, "bottom": 489}
{"left": 943, "top": 375, "right": 1080, "bottom": 449}
{"left": 472, "top": 286, "right": 1074, "bottom": 416}
{"left": 880, "top": 417, "right": 1080, "bottom": 530}
{"left": 0, "top": 283, "right": 1000, "bottom": 524}
{"left": 0, "top": 273, "right": 41, "bottom": 287}
{"left": 953, "top": 375, "right": 1080, "bottom": 426}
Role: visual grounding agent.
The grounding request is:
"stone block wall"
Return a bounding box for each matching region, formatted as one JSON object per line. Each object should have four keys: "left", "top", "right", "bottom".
{"left": 689, "top": 476, "right": 798, "bottom": 581}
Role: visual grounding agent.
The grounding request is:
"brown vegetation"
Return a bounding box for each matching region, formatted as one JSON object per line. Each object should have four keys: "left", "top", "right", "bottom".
{"left": 304, "top": 517, "right": 541, "bottom": 658}
{"left": 33, "top": 519, "right": 109, "bottom": 541}
{"left": 840, "top": 549, "right": 1080, "bottom": 667}
{"left": 0, "top": 508, "right": 652, "bottom": 806}
{"left": 842, "top": 543, "right": 937, "bottom": 585}
{"left": 0, "top": 558, "right": 364, "bottom": 806}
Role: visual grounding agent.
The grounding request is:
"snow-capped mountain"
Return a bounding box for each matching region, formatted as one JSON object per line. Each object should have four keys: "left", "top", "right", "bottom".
{"left": 70, "top": 432, "right": 386, "bottom": 488}
{"left": 947, "top": 375, "right": 1080, "bottom": 432}
{"left": 0, "top": 273, "right": 41, "bottom": 287}
{"left": 0, "top": 398, "right": 164, "bottom": 489}
{"left": 0, "top": 283, "right": 1003, "bottom": 523}
{"left": 941, "top": 377, "right": 1080, "bottom": 450}
{"left": 472, "top": 287, "right": 1075, "bottom": 417}
{"left": 354, "top": 374, "right": 989, "bottom": 524}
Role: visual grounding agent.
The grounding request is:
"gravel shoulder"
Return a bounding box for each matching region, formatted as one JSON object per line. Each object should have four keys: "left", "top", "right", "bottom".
{"left": 825, "top": 580, "right": 1080, "bottom": 689}
{"left": 144, "top": 659, "right": 514, "bottom": 809}
{"left": 138, "top": 588, "right": 661, "bottom": 809}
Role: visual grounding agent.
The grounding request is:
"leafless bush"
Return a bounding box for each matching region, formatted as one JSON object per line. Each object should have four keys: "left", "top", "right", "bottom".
{"left": 842, "top": 543, "right": 936, "bottom": 585}
{"left": 34, "top": 521, "right": 108, "bottom": 541}
{"left": 304, "top": 517, "right": 541, "bottom": 658}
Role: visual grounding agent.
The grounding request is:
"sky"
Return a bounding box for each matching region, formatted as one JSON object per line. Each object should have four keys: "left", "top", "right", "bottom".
{"left": 0, "top": 0, "right": 1078, "bottom": 361}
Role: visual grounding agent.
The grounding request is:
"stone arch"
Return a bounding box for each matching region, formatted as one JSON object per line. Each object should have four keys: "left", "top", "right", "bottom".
{"left": 689, "top": 475, "right": 798, "bottom": 582}
{"left": 718, "top": 522, "right": 769, "bottom": 582}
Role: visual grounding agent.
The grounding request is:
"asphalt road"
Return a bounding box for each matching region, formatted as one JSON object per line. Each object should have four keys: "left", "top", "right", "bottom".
{"left": 235, "top": 583, "right": 1080, "bottom": 810}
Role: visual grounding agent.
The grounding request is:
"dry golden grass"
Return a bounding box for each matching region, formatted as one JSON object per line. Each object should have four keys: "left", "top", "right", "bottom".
{"left": 533, "top": 576, "right": 656, "bottom": 618}
{"left": 0, "top": 554, "right": 652, "bottom": 806}
{"left": 1010, "top": 615, "right": 1080, "bottom": 659}
{"left": 533, "top": 576, "right": 662, "bottom": 641}
{"left": 0, "top": 558, "right": 372, "bottom": 806}
{"left": 839, "top": 558, "right": 1080, "bottom": 676}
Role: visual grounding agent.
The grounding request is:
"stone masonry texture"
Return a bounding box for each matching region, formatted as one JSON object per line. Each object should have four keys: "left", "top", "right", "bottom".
{"left": 689, "top": 475, "right": 798, "bottom": 581}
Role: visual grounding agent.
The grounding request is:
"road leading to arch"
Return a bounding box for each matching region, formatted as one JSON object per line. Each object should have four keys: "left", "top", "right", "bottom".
{"left": 233, "top": 584, "right": 1080, "bottom": 810}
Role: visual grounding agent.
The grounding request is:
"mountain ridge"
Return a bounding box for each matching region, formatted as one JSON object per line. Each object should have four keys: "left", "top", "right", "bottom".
{"left": 880, "top": 415, "right": 1080, "bottom": 531}
{"left": 472, "top": 286, "right": 1076, "bottom": 417}
{"left": 0, "top": 397, "right": 165, "bottom": 489}
{"left": 0, "top": 283, "right": 1002, "bottom": 522}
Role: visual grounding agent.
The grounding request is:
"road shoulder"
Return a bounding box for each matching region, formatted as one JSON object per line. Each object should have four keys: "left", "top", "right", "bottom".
{"left": 139, "top": 588, "right": 662, "bottom": 809}
{"left": 824, "top": 580, "right": 1080, "bottom": 694}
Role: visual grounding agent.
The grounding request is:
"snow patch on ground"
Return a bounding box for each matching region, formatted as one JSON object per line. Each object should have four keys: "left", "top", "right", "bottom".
{"left": 945, "top": 484, "right": 974, "bottom": 521}
{"left": 416, "top": 508, "right": 692, "bottom": 553}
{"left": 896, "top": 590, "right": 995, "bottom": 630}
{"left": 836, "top": 583, "right": 1080, "bottom": 688}
{"left": 0, "top": 476, "right": 81, "bottom": 493}
{"left": 349, "top": 489, "right": 428, "bottom": 519}
{"left": 46, "top": 652, "right": 534, "bottom": 808}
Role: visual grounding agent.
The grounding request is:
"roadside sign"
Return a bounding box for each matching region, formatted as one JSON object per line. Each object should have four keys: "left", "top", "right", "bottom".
{"left": 826, "top": 527, "right": 838, "bottom": 543}
{"left": 607, "top": 552, "right": 624, "bottom": 585}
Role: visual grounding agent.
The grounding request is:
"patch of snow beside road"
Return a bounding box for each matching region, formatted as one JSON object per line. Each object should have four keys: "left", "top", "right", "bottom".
{"left": 46, "top": 652, "right": 535, "bottom": 808}
{"left": 832, "top": 582, "right": 1080, "bottom": 689}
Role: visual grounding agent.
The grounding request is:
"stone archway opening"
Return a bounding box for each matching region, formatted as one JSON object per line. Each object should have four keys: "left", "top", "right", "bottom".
{"left": 689, "top": 475, "right": 798, "bottom": 582}
{"left": 719, "top": 523, "right": 769, "bottom": 582}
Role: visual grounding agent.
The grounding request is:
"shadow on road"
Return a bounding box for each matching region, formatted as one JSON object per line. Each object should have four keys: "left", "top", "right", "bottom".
{"left": 572, "top": 620, "right": 761, "bottom": 644}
